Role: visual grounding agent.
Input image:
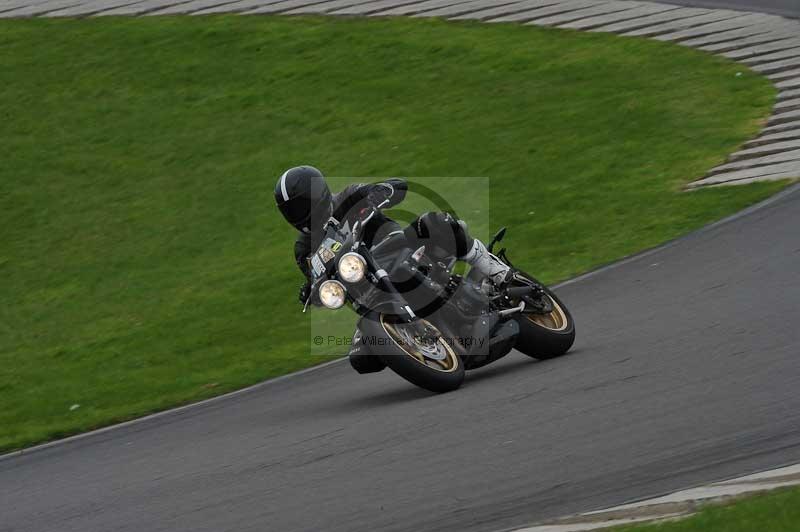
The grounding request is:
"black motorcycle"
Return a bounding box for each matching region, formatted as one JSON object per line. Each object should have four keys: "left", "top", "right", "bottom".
{"left": 304, "top": 199, "right": 575, "bottom": 393}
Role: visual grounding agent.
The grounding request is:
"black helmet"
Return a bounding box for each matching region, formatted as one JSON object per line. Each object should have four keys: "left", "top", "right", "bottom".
{"left": 275, "top": 165, "right": 332, "bottom": 232}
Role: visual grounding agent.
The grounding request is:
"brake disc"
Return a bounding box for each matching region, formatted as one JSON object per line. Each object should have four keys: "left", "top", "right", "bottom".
{"left": 397, "top": 325, "right": 447, "bottom": 361}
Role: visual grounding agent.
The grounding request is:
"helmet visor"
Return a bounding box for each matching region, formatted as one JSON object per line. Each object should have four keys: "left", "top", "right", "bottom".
{"left": 279, "top": 197, "right": 311, "bottom": 228}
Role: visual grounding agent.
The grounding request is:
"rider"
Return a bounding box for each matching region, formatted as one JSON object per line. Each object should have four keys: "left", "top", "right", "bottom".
{"left": 274, "top": 165, "right": 511, "bottom": 304}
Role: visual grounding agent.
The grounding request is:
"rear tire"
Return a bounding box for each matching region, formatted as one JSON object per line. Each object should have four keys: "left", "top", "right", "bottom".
{"left": 513, "top": 273, "right": 576, "bottom": 360}
{"left": 359, "top": 313, "right": 465, "bottom": 393}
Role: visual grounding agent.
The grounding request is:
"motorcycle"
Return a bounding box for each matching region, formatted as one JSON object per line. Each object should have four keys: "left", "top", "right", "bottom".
{"left": 304, "top": 198, "right": 575, "bottom": 393}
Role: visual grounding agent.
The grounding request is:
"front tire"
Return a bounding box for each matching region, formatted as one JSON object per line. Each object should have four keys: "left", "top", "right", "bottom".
{"left": 359, "top": 313, "right": 465, "bottom": 393}
{"left": 513, "top": 273, "right": 576, "bottom": 360}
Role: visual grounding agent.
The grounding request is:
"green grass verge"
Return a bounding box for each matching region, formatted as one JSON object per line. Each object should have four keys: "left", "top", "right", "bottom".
{"left": 0, "top": 15, "right": 787, "bottom": 451}
{"left": 614, "top": 487, "right": 800, "bottom": 531}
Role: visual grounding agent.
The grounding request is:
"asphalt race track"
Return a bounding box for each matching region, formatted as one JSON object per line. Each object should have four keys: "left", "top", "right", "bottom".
{"left": 3, "top": 179, "right": 800, "bottom": 531}
{"left": 3, "top": 0, "right": 800, "bottom": 528}
{"left": 663, "top": 0, "right": 798, "bottom": 17}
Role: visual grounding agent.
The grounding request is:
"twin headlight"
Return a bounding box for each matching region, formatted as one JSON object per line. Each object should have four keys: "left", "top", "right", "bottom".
{"left": 337, "top": 252, "right": 367, "bottom": 284}
{"left": 318, "top": 253, "right": 367, "bottom": 309}
{"left": 319, "top": 280, "right": 346, "bottom": 309}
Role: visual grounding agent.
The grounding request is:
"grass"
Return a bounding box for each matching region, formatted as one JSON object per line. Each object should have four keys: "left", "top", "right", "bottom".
{"left": 0, "top": 14, "right": 787, "bottom": 452}
{"left": 614, "top": 487, "right": 800, "bottom": 531}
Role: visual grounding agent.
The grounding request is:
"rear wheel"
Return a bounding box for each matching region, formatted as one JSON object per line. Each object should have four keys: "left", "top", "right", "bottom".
{"left": 360, "top": 313, "right": 464, "bottom": 393}
{"left": 512, "top": 272, "right": 576, "bottom": 360}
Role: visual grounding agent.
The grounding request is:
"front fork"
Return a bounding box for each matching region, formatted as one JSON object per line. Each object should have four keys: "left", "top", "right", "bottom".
{"left": 359, "top": 244, "right": 417, "bottom": 324}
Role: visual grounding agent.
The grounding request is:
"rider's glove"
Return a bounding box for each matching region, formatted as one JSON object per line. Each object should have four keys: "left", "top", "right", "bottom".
{"left": 299, "top": 281, "right": 312, "bottom": 305}
{"left": 367, "top": 183, "right": 394, "bottom": 207}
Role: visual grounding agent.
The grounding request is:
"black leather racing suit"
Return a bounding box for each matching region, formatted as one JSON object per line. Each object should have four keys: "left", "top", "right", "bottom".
{"left": 294, "top": 179, "right": 475, "bottom": 293}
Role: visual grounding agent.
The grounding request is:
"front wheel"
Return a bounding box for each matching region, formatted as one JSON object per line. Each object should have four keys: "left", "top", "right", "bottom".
{"left": 512, "top": 273, "right": 576, "bottom": 360}
{"left": 359, "top": 313, "right": 465, "bottom": 393}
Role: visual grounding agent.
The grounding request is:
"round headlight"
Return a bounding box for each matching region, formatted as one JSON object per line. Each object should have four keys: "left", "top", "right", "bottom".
{"left": 319, "top": 280, "right": 346, "bottom": 309}
{"left": 337, "top": 252, "right": 367, "bottom": 284}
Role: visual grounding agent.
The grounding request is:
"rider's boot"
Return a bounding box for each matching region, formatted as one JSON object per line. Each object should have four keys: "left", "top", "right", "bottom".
{"left": 463, "top": 239, "right": 511, "bottom": 286}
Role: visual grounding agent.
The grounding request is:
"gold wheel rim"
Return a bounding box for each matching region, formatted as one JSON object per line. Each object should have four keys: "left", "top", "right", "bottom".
{"left": 380, "top": 315, "right": 460, "bottom": 373}
{"left": 526, "top": 295, "right": 569, "bottom": 331}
